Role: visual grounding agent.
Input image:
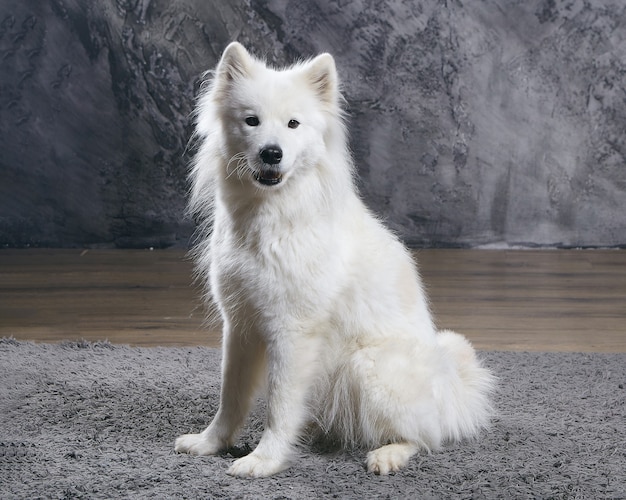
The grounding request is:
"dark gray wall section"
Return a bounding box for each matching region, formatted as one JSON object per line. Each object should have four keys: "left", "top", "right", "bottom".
{"left": 1, "top": 0, "right": 624, "bottom": 248}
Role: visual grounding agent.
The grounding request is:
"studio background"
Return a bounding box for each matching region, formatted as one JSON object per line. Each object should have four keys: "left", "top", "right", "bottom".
{"left": 1, "top": 0, "right": 624, "bottom": 249}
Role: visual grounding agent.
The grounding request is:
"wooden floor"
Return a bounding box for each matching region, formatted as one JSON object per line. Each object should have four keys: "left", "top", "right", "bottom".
{"left": 1, "top": 248, "right": 625, "bottom": 352}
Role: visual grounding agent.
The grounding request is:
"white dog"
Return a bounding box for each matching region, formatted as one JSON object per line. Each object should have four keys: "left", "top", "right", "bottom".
{"left": 175, "top": 42, "right": 494, "bottom": 478}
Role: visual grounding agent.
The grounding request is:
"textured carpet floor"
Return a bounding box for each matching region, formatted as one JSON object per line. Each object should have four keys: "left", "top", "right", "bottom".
{"left": 1, "top": 338, "right": 624, "bottom": 499}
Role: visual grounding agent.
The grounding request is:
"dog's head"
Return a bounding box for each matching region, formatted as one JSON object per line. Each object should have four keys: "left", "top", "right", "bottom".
{"left": 199, "top": 42, "right": 344, "bottom": 191}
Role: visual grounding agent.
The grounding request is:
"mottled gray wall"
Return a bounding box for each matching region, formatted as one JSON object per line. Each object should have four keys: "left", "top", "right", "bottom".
{"left": 1, "top": 0, "right": 624, "bottom": 248}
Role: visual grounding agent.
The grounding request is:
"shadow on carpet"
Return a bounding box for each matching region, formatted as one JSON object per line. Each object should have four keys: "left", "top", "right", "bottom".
{"left": 1, "top": 338, "right": 624, "bottom": 499}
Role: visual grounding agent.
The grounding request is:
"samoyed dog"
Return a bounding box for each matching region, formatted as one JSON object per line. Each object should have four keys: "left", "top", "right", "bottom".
{"left": 175, "top": 42, "right": 494, "bottom": 478}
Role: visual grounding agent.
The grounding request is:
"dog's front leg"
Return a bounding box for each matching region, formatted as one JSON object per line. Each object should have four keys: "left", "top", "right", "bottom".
{"left": 175, "top": 323, "right": 265, "bottom": 456}
{"left": 227, "top": 333, "right": 321, "bottom": 478}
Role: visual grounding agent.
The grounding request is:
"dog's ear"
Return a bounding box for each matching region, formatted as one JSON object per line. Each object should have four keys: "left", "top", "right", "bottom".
{"left": 216, "top": 42, "right": 253, "bottom": 83}
{"left": 304, "top": 53, "right": 339, "bottom": 105}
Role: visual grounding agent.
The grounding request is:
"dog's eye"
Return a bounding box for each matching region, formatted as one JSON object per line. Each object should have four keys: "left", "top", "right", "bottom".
{"left": 245, "top": 116, "right": 260, "bottom": 127}
{"left": 288, "top": 119, "right": 300, "bottom": 129}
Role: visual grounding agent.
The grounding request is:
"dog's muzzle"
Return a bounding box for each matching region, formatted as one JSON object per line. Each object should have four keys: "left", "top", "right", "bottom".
{"left": 255, "top": 145, "right": 283, "bottom": 186}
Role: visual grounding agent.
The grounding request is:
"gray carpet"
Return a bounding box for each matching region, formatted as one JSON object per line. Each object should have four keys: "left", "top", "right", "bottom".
{"left": 1, "top": 338, "right": 624, "bottom": 499}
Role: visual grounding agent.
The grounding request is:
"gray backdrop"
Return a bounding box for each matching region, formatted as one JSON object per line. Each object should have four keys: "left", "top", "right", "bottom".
{"left": 1, "top": 0, "right": 624, "bottom": 248}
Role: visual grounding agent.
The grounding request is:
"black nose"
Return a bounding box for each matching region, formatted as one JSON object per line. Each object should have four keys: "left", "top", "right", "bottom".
{"left": 260, "top": 146, "right": 282, "bottom": 165}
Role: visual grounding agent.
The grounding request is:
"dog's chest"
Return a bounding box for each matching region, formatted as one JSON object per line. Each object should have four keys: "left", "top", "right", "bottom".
{"left": 212, "top": 219, "right": 343, "bottom": 321}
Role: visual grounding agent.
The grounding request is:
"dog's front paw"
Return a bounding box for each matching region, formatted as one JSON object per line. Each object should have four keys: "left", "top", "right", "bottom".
{"left": 366, "top": 443, "right": 417, "bottom": 475}
{"left": 175, "top": 432, "right": 223, "bottom": 456}
{"left": 227, "top": 453, "right": 286, "bottom": 478}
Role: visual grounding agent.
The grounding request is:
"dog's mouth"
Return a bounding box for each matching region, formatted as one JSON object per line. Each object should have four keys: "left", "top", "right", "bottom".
{"left": 254, "top": 168, "right": 283, "bottom": 186}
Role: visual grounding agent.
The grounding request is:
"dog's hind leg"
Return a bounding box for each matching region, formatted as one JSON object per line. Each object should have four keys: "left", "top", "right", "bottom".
{"left": 342, "top": 339, "right": 443, "bottom": 474}
{"left": 175, "top": 322, "right": 266, "bottom": 456}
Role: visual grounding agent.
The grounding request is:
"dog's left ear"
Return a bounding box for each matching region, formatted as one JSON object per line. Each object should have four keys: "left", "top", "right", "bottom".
{"left": 304, "top": 53, "right": 339, "bottom": 105}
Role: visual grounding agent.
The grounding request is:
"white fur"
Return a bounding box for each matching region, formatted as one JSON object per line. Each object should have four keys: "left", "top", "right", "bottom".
{"left": 175, "top": 42, "right": 495, "bottom": 478}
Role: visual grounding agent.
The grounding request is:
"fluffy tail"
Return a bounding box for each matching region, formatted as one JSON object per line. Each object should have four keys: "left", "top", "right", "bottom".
{"left": 435, "top": 330, "right": 496, "bottom": 443}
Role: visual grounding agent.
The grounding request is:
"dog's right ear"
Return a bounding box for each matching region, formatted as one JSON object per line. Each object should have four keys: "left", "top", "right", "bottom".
{"left": 303, "top": 53, "right": 339, "bottom": 108}
{"left": 215, "top": 42, "right": 253, "bottom": 85}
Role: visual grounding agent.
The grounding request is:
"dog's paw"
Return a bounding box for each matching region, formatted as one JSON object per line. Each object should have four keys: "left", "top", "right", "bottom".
{"left": 227, "top": 453, "right": 286, "bottom": 478}
{"left": 366, "top": 443, "right": 417, "bottom": 475}
{"left": 175, "top": 433, "right": 223, "bottom": 456}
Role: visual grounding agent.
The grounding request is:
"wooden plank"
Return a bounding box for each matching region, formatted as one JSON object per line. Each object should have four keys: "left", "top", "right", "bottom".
{"left": 417, "top": 249, "right": 626, "bottom": 352}
{"left": 1, "top": 248, "right": 625, "bottom": 352}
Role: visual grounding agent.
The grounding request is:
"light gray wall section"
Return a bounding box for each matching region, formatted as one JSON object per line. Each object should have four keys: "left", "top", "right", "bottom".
{"left": 1, "top": 0, "right": 624, "bottom": 247}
